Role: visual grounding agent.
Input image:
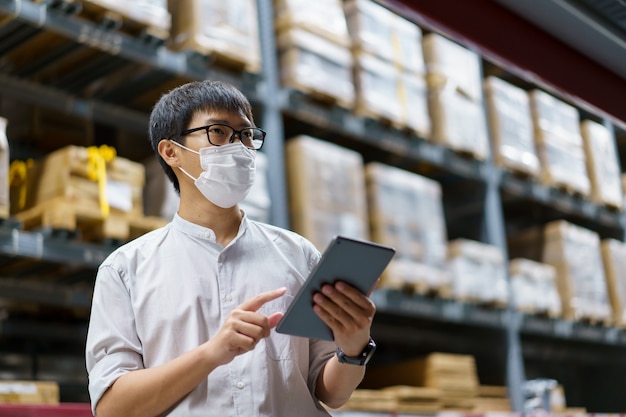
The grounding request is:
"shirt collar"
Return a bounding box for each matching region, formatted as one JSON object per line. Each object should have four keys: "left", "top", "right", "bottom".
{"left": 172, "top": 211, "right": 249, "bottom": 243}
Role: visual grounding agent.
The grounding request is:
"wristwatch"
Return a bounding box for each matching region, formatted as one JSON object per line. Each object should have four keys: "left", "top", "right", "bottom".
{"left": 336, "top": 337, "right": 377, "bottom": 366}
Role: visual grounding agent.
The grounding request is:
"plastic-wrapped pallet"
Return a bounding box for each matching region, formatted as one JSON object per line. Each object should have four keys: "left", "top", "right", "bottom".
{"left": 277, "top": 28, "right": 355, "bottom": 109}
{"left": 344, "top": 0, "right": 425, "bottom": 74}
{"left": 352, "top": 53, "right": 403, "bottom": 125}
{"left": 0, "top": 117, "right": 8, "bottom": 218}
{"left": 580, "top": 119, "right": 622, "bottom": 209}
{"left": 168, "top": 0, "right": 260, "bottom": 73}
{"left": 423, "top": 34, "right": 489, "bottom": 160}
{"left": 286, "top": 135, "right": 368, "bottom": 251}
{"left": 529, "top": 90, "right": 590, "bottom": 197}
{"left": 447, "top": 239, "right": 508, "bottom": 305}
{"left": 509, "top": 258, "right": 561, "bottom": 317}
{"left": 352, "top": 52, "right": 429, "bottom": 136}
{"left": 85, "top": 0, "right": 170, "bottom": 38}
{"left": 600, "top": 239, "right": 626, "bottom": 327}
{"left": 274, "top": 0, "right": 351, "bottom": 47}
{"left": 484, "top": 76, "right": 539, "bottom": 178}
{"left": 365, "top": 162, "right": 448, "bottom": 294}
{"left": 542, "top": 221, "right": 610, "bottom": 322}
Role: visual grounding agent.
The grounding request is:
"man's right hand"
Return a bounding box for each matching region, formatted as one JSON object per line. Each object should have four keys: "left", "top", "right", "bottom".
{"left": 208, "top": 287, "right": 287, "bottom": 365}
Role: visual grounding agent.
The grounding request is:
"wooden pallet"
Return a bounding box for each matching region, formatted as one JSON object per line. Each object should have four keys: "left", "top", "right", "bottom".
{"left": 574, "top": 313, "right": 613, "bottom": 327}
{"left": 517, "top": 305, "right": 561, "bottom": 319}
{"left": 37, "top": 0, "right": 169, "bottom": 43}
{"left": 283, "top": 78, "right": 354, "bottom": 110}
{"left": 13, "top": 197, "right": 130, "bottom": 242}
{"left": 381, "top": 279, "right": 453, "bottom": 299}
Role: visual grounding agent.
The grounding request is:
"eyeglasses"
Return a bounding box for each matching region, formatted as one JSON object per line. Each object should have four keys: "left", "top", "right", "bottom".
{"left": 178, "top": 124, "right": 266, "bottom": 150}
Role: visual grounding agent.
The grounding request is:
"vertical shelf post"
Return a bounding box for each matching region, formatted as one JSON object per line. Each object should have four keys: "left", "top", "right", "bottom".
{"left": 256, "top": 0, "right": 289, "bottom": 229}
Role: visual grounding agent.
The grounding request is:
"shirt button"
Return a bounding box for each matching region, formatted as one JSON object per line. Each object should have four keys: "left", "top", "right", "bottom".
{"left": 236, "top": 381, "right": 245, "bottom": 389}
{"left": 225, "top": 293, "right": 233, "bottom": 302}
{"left": 205, "top": 232, "right": 212, "bottom": 239}
{"left": 218, "top": 255, "right": 224, "bottom": 262}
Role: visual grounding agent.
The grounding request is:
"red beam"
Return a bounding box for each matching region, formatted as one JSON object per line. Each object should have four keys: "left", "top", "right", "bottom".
{"left": 384, "top": 0, "right": 626, "bottom": 127}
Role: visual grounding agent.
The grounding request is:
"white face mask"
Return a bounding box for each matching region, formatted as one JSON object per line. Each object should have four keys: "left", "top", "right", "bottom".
{"left": 172, "top": 141, "right": 256, "bottom": 208}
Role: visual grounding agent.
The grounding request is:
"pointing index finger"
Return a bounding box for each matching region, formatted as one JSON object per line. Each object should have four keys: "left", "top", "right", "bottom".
{"left": 239, "top": 287, "right": 287, "bottom": 312}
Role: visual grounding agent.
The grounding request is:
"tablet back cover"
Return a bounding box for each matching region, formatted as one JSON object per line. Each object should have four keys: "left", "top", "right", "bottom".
{"left": 275, "top": 236, "right": 395, "bottom": 341}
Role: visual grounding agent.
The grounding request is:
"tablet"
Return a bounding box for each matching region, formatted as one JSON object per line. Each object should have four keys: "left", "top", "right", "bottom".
{"left": 275, "top": 235, "right": 396, "bottom": 341}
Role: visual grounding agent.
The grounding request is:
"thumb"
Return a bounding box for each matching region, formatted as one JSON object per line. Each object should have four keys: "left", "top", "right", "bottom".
{"left": 267, "top": 312, "right": 284, "bottom": 328}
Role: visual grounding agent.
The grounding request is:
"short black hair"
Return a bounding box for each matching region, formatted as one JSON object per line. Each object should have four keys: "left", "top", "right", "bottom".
{"left": 148, "top": 80, "right": 255, "bottom": 193}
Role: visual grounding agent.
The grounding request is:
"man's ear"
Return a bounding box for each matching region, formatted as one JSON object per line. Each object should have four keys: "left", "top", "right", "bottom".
{"left": 158, "top": 139, "right": 179, "bottom": 167}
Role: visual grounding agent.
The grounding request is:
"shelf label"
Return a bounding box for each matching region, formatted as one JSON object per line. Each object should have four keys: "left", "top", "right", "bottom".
{"left": 417, "top": 142, "right": 444, "bottom": 165}
{"left": 13, "top": 229, "right": 43, "bottom": 259}
{"left": 467, "top": 306, "right": 502, "bottom": 327}
{"left": 442, "top": 301, "right": 464, "bottom": 321}
{"left": 553, "top": 320, "right": 573, "bottom": 337}
{"left": 78, "top": 25, "right": 122, "bottom": 55}
{"left": 530, "top": 183, "right": 549, "bottom": 201}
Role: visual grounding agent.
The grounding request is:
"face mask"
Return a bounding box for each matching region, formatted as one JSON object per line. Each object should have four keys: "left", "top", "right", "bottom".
{"left": 172, "top": 141, "right": 256, "bottom": 208}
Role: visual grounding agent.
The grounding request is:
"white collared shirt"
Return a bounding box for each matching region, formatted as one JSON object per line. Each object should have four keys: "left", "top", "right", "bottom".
{"left": 86, "top": 213, "right": 335, "bottom": 416}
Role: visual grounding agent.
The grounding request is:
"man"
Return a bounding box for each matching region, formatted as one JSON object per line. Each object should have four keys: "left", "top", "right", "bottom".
{"left": 85, "top": 80, "right": 377, "bottom": 417}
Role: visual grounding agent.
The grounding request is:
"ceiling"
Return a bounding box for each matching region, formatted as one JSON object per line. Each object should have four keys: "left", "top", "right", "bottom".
{"left": 493, "top": 0, "right": 626, "bottom": 81}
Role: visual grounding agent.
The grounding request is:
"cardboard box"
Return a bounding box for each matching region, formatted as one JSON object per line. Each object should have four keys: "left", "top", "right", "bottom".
{"left": 600, "top": 239, "right": 626, "bottom": 327}
{"left": 0, "top": 381, "right": 59, "bottom": 405}
{"left": 286, "top": 135, "right": 368, "bottom": 250}
{"left": 581, "top": 119, "right": 622, "bottom": 209}
{"left": 543, "top": 221, "right": 611, "bottom": 322}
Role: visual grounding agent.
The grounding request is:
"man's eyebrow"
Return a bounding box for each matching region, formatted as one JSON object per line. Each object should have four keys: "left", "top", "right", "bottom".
{"left": 205, "top": 119, "right": 252, "bottom": 128}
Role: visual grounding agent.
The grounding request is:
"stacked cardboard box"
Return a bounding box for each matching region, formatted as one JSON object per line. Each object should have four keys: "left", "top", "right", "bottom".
{"left": 286, "top": 135, "right": 368, "bottom": 251}
{"left": 474, "top": 385, "right": 511, "bottom": 412}
{"left": 339, "top": 386, "right": 442, "bottom": 414}
{"left": 448, "top": 239, "right": 508, "bottom": 305}
{"left": 600, "top": 239, "right": 626, "bottom": 327}
{"left": 344, "top": 0, "right": 429, "bottom": 136}
{"left": 423, "top": 33, "right": 489, "bottom": 160}
{"left": 168, "top": 0, "right": 261, "bottom": 73}
{"left": 509, "top": 258, "right": 561, "bottom": 317}
{"left": 365, "top": 162, "right": 448, "bottom": 294}
{"left": 580, "top": 119, "right": 623, "bottom": 209}
{"left": 529, "top": 90, "right": 590, "bottom": 196}
{"left": 484, "top": 76, "right": 540, "bottom": 178}
{"left": 509, "top": 220, "right": 611, "bottom": 322}
{"left": 276, "top": 0, "right": 354, "bottom": 108}
{"left": 9, "top": 145, "right": 146, "bottom": 242}
{"left": 0, "top": 381, "right": 59, "bottom": 405}
{"left": 363, "top": 353, "right": 479, "bottom": 410}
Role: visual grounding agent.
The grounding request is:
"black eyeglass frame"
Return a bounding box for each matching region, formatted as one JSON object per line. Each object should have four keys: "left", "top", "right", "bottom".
{"left": 175, "top": 123, "right": 266, "bottom": 150}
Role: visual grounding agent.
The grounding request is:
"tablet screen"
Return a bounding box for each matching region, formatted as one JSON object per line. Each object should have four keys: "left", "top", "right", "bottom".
{"left": 275, "top": 235, "right": 395, "bottom": 341}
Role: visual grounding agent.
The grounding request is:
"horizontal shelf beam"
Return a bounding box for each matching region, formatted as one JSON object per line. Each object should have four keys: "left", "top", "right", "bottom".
{"left": 0, "top": 224, "right": 114, "bottom": 268}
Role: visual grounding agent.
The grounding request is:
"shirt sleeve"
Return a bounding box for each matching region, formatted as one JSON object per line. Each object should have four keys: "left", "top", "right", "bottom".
{"left": 85, "top": 263, "right": 144, "bottom": 415}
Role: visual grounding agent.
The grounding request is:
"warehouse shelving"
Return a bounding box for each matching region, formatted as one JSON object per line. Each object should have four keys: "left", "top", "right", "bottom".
{"left": 0, "top": 0, "right": 625, "bottom": 413}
